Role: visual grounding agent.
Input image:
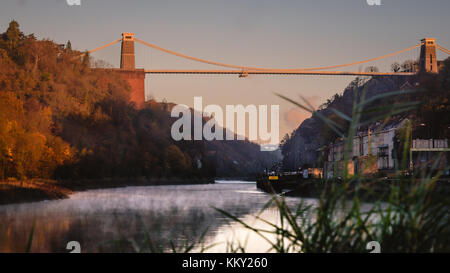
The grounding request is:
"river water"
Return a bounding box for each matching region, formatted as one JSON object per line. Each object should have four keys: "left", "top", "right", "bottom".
{"left": 0, "top": 181, "right": 312, "bottom": 253}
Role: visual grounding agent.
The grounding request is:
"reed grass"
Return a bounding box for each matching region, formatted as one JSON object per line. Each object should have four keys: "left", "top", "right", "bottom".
{"left": 217, "top": 85, "right": 450, "bottom": 253}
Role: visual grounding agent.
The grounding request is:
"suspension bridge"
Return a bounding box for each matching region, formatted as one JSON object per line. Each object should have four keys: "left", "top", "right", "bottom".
{"left": 85, "top": 33, "right": 450, "bottom": 107}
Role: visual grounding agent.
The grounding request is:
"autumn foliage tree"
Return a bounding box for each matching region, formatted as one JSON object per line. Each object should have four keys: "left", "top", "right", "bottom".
{"left": 0, "top": 20, "right": 279, "bottom": 181}
{"left": 0, "top": 21, "right": 215, "bottom": 181}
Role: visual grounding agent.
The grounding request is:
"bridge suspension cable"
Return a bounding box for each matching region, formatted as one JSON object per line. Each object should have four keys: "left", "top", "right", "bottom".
{"left": 88, "top": 39, "right": 122, "bottom": 54}
{"left": 79, "top": 38, "right": 123, "bottom": 56}
{"left": 437, "top": 44, "right": 450, "bottom": 55}
{"left": 134, "top": 37, "right": 422, "bottom": 72}
{"left": 274, "top": 43, "right": 423, "bottom": 71}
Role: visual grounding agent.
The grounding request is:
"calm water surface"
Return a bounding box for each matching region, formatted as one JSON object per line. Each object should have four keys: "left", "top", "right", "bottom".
{"left": 0, "top": 181, "right": 313, "bottom": 253}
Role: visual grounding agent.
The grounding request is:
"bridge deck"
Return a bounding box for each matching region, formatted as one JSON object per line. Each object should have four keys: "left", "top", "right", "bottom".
{"left": 143, "top": 69, "right": 416, "bottom": 76}
{"left": 100, "top": 68, "right": 415, "bottom": 77}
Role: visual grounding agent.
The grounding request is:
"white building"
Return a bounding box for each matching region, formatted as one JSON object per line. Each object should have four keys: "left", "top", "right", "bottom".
{"left": 324, "top": 118, "right": 449, "bottom": 179}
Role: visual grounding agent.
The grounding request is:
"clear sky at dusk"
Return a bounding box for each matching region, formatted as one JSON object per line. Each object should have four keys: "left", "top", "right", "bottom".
{"left": 1, "top": 0, "right": 449, "bottom": 142}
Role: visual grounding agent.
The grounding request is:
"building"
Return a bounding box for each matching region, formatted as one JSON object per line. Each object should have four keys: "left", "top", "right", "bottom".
{"left": 411, "top": 139, "right": 449, "bottom": 171}
{"left": 323, "top": 118, "right": 449, "bottom": 179}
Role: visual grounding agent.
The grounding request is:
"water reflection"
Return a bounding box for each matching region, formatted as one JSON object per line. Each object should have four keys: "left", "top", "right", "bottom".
{"left": 0, "top": 181, "right": 303, "bottom": 253}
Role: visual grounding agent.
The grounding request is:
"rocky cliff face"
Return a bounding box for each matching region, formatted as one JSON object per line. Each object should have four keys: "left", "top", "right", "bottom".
{"left": 282, "top": 75, "right": 414, "bottom": 170}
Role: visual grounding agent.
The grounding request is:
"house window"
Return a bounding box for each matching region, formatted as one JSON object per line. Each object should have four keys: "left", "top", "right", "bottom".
{"left": 377, "top": 146, "right": 389, "bottom": 170}
{"left": 360, "top": 139, "right": 363, "bottom": 156}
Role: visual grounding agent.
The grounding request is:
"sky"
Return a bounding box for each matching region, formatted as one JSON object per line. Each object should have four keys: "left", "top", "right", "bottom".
{"left": 1, "top": 0, "right": 449, "bottom": 143}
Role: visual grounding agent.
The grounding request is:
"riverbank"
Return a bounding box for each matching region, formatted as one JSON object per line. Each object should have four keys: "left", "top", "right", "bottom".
{"left": 258, "top": 177, "right": 450, "bottom": 201}
{"left": 0, "top": 179, "right": 72, "bottom": 205}
{"left": 59, "top": 177, "right": 215, "bottom": 191}
{"left": 0, "top": 177, "right": 215, "bottom": 205}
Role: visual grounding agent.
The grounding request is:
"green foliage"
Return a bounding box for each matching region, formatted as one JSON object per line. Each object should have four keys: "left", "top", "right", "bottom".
{"left": 392, "top": 121, "right": 411, "bottom": 169}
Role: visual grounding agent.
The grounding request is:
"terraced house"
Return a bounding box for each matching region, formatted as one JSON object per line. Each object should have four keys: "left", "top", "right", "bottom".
{"left": 323, "top": 118, "right": 449, "bottom": 179}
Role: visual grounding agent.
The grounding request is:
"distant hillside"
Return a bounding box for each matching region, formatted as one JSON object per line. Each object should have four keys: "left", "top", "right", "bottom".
{"left": 0, "top": 20, "right": 278, "bottom": 181}
{"left": 280, "top": 61, "right": 450, "bottom": 170}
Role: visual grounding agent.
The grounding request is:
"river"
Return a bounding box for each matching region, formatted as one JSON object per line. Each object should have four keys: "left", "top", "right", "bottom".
{"left": 0, "top": 181, "right": 312, "bottom": 253}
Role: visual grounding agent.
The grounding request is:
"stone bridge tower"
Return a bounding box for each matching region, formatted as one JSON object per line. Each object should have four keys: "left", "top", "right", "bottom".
{"left": 419, "top": 38, "right": 438, "bottom": 74}
{"left": 119, "top": 33, "right": 146, "bottom": 108}
{"left": 121, "top": 33, "right": 136, "bottom": 70}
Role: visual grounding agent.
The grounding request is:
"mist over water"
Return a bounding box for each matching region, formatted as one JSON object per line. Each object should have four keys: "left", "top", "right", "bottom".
{"left": 0, "top": 182, "right": 303, "bottom": 253}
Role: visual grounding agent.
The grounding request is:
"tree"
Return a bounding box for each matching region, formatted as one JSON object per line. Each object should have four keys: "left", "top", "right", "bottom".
{"left": 365, "top": 66, "right": 379, "bottom": 73}
{"left": 391, "top": 62, "right": 401, "bottom": 72}
{"left": 440, "top": 57, "right": 450, "bottom": 90}
{"left": 401, "top": 60, "right": 416, "bottom": 72}
{"left": 66, "top": 40, "right": 72, "bottom": 51}
{"left": 81, "top": 51, "right": 91, "bottom": 73}
{"left": 0, "top": 20, "right": 26, "bottom": 65}
{"left": 164, "top": 145, "right": 191, "bottom": 174}
{"left": 392, "top": 123, "right": 411, "bottom": 170}
{"left": 4, "top": 20, "right": 23, "bottom": 49}
{"left": 0, "top": 21, "right": 269, "bottom": 181}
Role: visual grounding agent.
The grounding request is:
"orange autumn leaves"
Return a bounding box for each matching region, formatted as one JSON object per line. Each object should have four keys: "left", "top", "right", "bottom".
{"left": 0, "top": 92, "right": 73, "bottom": 179}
